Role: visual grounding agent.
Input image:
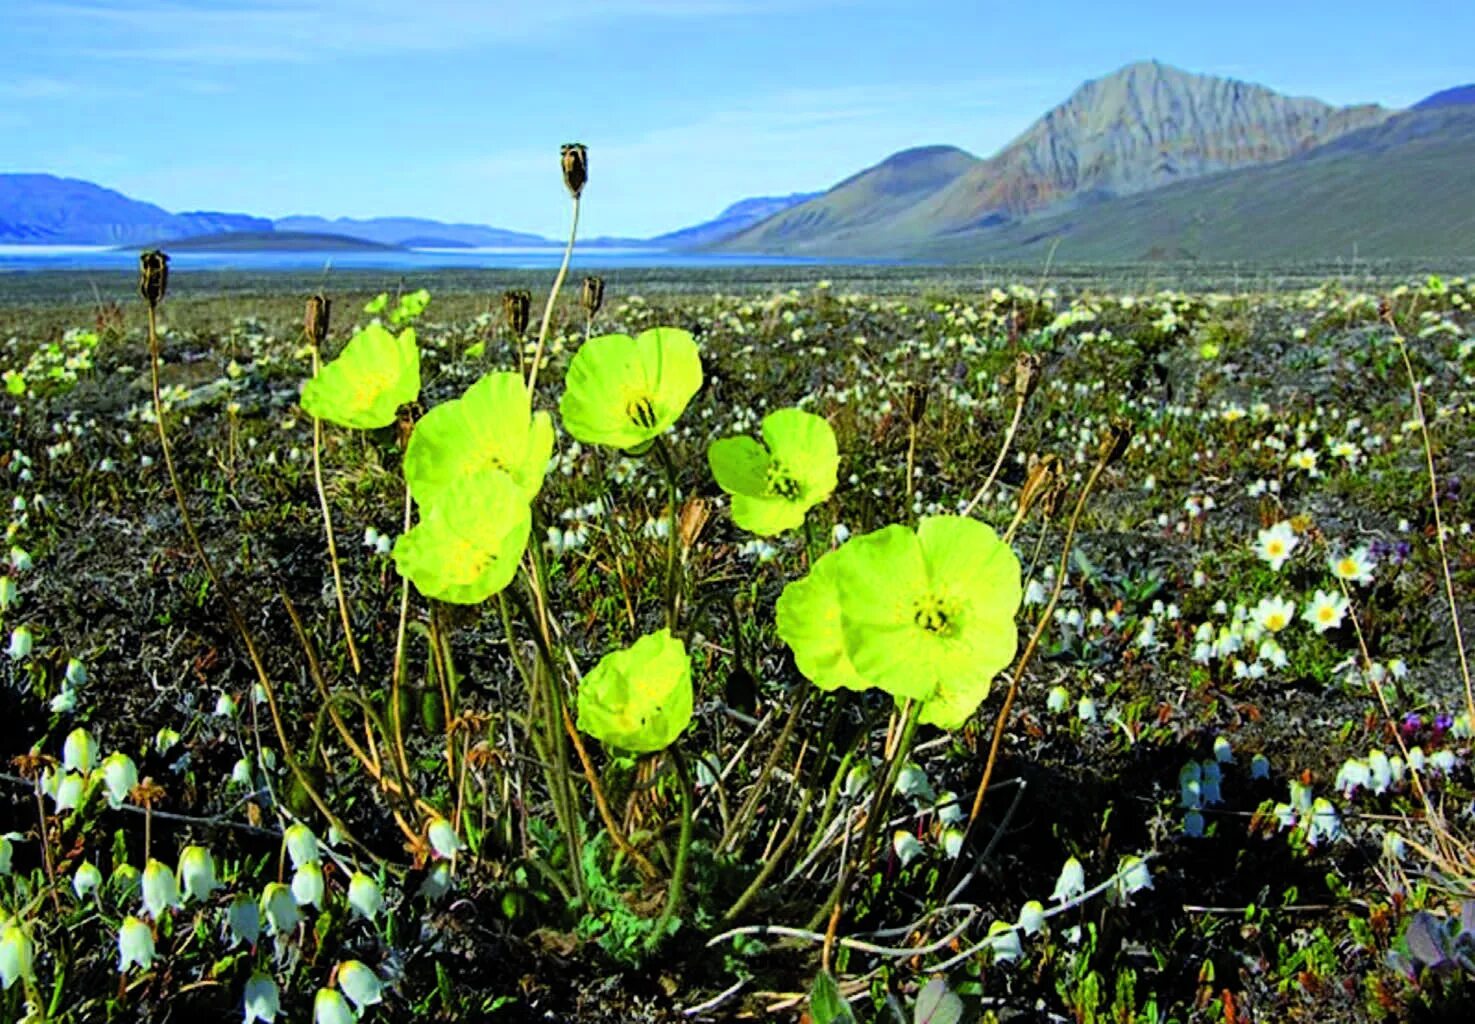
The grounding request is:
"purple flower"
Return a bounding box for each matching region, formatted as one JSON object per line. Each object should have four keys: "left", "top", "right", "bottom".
{"left": 1434, "top": 713, "right": 1454, "bottom": 735}
{"left": 1401, "top": 712, "right": 1422, "bottom": 735}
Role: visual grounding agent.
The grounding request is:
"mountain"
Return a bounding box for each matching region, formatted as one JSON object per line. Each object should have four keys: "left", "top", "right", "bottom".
{"left": 1413, "top": 85, "right": 1475, "bottom": 110}
{"left": 716, "top": 146, "right": 980, "bottom": 252}
{"left": 0, "top": 173, "right": 271, "bottom": 244}
{"left": 648, "top": 192, "right": 822, "bottom": 248}
{"left": 718, "top": 61, "right": 1391, "bottom": 255}
{"left": 272, "top": 215, "right": 553, "bottom": 248}
{"left": 903, "top": 105, "right": 1475, "bottom": 262}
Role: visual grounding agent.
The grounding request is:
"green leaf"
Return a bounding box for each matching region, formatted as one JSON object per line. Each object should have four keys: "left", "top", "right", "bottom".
{"left": 810, "top": 971, "right": 858, "bottom": 1024}
{"left": 363, "top": 293, "right": 388, "bottom": 314}
{"left": 390, "top": 288, "right": 432, "bottom": 325}
{"left": 913, "top": 979, "right": 963, "bottom": 1024}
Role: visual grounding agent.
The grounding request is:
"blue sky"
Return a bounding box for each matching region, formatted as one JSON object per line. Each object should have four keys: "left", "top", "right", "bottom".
{"left": 1, "top": 0, "right": 1470, "bottom": 239}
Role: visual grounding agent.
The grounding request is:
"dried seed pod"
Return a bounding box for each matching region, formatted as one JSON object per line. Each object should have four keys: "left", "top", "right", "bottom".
{"left": 560, "top": 143, "right": 588, "bottom": 199}
{"left": 1099, "top": 419, "right": 1133, "bottom": 466}
{"left": 1013, "top": 352, "right": 1041, "bottom": 403}
{"left": 1017, "top": 453, "right": 1062, "bottom": 518}
{"left": 581, "top": 275, "right": 605, "bottom": 318}
{"left": 304, "top": 293, "right": 331, "bottom": 349}
{"left": 503, "top": 289, "right": 531, "bottom": 336}
{"left": 678, "top": 497, "right": 709, "bottom": 552}
{"left": 138, "top": 250, "right": 169, "bottom": 307}
{"left": 905, "top": 383, "right": 929, "bottom": 425}
{"left": 1042, "top": 476, "right": 1070, "bottom": 519}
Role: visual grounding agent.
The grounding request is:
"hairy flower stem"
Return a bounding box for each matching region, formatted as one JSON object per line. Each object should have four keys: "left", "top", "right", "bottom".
{"left": 806, "top": 701, "right": 921, "bottom": 934}
{"left": 718, "top": 689, "right": 811, "bottom": 854}
{"left": 647, "top": 746, "right": 695, "bottom": 951}
{"left": 389, "top": 469, "right": 415, "bottom": 787}
{"left": 904, "top": 419, "right": 919, "bottom": 510}
{"left": 722, "top": 791, "right": 811, "bottom": 922}
{"left": 511, "top": 557, "right": 586, "bottom": 900}
{"left": 653, "top": 438, "right": 682, "bottom": 630}
{"left": 558, "top": 702, "right": 659, "bottom": 881}
{"left": 945, "top": 447, "right": 1110, "bottom": 896}
{"left": 1384, "top": 309, "right": 1473, "bottom": 724}
{"left": 145, "top": 304, "right": 363, "bottom": 857}
{"left": 33, "top": 781, "right": 62, "bottom": 914}
{"left": 525, "top": 196, "right": 580, "bottom": 397}
{"left": 309, "top": 347, "right": 361, "bottom": 675}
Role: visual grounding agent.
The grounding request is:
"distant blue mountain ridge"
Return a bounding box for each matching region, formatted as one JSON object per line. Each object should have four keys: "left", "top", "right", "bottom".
{"left": 0, "top": 172, "right": 821, "bottom": 249}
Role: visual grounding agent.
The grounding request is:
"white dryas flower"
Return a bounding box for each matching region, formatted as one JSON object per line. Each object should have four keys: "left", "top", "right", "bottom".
{"left": 1302, "top": 589, "right": 1349, "bottom": 633}
{"left": 1254, "top": 521, "right": 1298, "bottom": 571}
{"left": 1252, "top": 595, "right": 1295, "bottom": 634}
{"left": 1330, "top": 546, "right": 1376, "bottom": 586}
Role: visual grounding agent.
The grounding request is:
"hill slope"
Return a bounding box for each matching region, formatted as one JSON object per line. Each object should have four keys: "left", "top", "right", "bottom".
{"left": 719, "top": 61, "right": 1389, "bottom": 255}
{"left": 1413, "top": 85, "right": 1475, "bottom": 110}
{"left": 716, "top": 146, "right": 980, "bottom": 251}
{"left": 906, "top": 106, "right": 1475, "bottom": 262}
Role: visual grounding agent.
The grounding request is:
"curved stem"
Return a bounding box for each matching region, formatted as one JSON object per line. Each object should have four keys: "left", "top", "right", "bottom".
{"left": 962, "top": 395, "right": 1025, "bottom": 517}
{"left": 310, "top": 347, "right": 360, "bottom": 674}
{"left": 526, "top": 196, "right": 580, "bottom": 397}
{"left": 721, "top": 791, "right": 810, "bottom": 922}
{"left": 389, "top": 477, "right": 414, "bottom": 786}
{"left": 1386, "top": 316, "right": 1472, "bottom": 723}
{"left": 648, "top": 747, "right": 695, "bottom": 949}
{"left": 653, "top": 437, "right": 681, "bottom": 631}
{"left": 805, "top": 701, "right": 921, "bottom": 933}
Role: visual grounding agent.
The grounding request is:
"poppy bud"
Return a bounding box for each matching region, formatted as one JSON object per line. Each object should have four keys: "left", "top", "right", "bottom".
{"left": 1013, "top": 352, "right": 1041, "bottom": 403}
{"left": 581, "top": 275, "right": 605, "bottom": 318}
{"left": 1099, "top": 420, "right": 1132, "bottom": 466}
{"left": 560, "top": 143, "right": 588, "bottom": 199}
{"left": 905, "top": 383, "right": 929, "bottom": 425}
{"left": 305, "top": 293, "right": 331, "bottom": 348}
{"left": 1017, "top": 453, "right": 1061, "bottom": 518}
{"left": 503, "top": 289, "right": 531, "bottom": 336}
{"left": 138, "top": 250, "right": 169, "bottom": 307}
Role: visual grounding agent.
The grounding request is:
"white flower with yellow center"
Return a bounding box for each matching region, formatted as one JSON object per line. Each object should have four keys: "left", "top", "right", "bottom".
{"left": 1302, "top": 589, "right": 1349, "bottom": 633}
{"left": 1252, "top": 596, "right": 1296, "bottom": 634}
{"left": 1330, "top": 547, "right": 1375, "bottom": 586}
{"left": 1254, "top": 521, "right": 1299, "bottom": 571}
{"left": 1287, "top": 448, "right": 1318, "bottom": 473}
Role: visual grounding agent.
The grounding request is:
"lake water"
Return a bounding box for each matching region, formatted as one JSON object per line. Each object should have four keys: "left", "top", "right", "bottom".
{"left": 0, "top": 245, "right": 843, "bottom": 273}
